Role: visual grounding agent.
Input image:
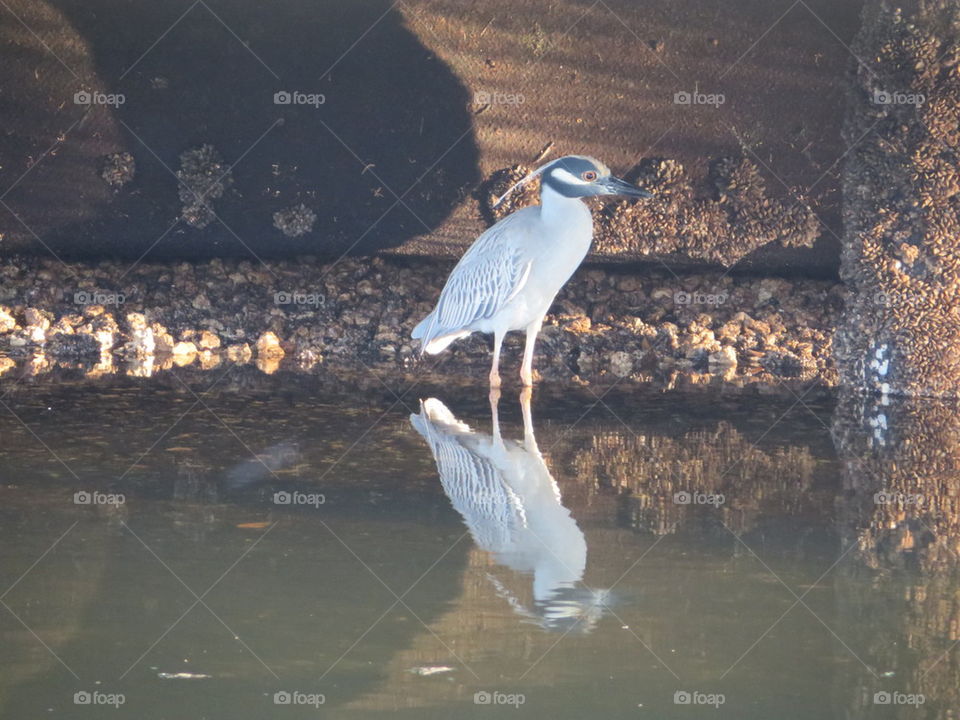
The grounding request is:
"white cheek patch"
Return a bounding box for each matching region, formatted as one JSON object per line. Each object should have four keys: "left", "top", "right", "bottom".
{"left": 552, "top": 167, "right": 591, "bottom": 185}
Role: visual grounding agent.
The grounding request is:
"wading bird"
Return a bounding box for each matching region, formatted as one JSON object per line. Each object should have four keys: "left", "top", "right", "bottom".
{"left": 412, "top": 155, "right": 652, "bottom": 387}
{"left": 411, "top": 389, "right": 610, "bottom": 632}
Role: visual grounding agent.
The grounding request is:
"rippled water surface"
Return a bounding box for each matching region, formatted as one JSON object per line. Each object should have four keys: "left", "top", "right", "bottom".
{"left": 0, "top": 370, "right": 956, "bottom": 718}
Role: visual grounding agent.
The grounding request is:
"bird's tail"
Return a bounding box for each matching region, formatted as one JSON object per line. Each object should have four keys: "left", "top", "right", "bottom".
{"left": 411, "top": 313, "right": 433, "bottom": 342}
{"left": 417, "top": 398, "right": 471, "bottom": 431}
{"left": 409, "top": 398, "right": 472, "bottom": 451}
{"left": 411, "top": 313, "right": 469, "bottom": 355}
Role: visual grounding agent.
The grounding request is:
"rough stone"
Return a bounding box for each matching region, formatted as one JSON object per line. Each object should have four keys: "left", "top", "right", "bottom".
{"left": 256, "top": 332, "right": 285, "bottom": 359}
{"left": 198, "top": 330, "right": 221, "bottom": 350}
{"left": 0, "top": 254, "right": 840, "bottom": 388}
{"left": 835, "top": 1, "right": 960, "bottom": 398}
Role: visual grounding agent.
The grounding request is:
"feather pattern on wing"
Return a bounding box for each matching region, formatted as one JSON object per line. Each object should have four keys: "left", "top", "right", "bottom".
{"left": 413, "top": 210, "right": 536, "bottom": 345}
{"left": 410, "top": 400, "right": 527, "bottom": 551}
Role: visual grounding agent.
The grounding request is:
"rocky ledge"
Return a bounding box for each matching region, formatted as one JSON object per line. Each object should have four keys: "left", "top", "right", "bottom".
{"left": 0, "top": 255, "right": 842, "bottom": 387}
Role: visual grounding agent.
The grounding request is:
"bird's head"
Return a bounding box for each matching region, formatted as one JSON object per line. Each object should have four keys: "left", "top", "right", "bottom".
{"left": 541, "top": 155, "right": 653, "bottom": 200}
{"left": 493, "top": 155, "right": 652, "bottom": 208}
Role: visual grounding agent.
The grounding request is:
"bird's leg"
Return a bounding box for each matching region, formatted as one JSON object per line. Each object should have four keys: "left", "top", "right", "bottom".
{"left": 489, "top": 331, "right": 503, "bottom": 388}
{"left": 490, "top": 385, "right": 503, "bottom": 447}
{"left": 519, "top": 386, "right": 539, "bottom": 453}
{"left": 520, "top": 318, "right": 543, "bottom": 386}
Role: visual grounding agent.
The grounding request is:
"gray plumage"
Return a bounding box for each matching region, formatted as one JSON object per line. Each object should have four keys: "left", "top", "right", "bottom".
{"left": 412, "top": 155, "right": 652, "bottom": 386}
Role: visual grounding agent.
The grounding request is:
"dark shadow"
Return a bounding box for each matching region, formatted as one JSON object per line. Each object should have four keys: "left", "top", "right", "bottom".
{"left": 0, "top": 0, "right": 478, "bottom": 261}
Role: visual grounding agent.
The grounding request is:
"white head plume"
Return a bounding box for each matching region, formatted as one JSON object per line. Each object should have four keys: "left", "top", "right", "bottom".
{"left": 492, "top": 158, "right": 559, "bottom": 209}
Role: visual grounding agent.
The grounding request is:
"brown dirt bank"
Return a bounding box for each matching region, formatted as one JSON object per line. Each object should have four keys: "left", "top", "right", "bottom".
{"left": 394, "top": 0, "right": 861, "bottom": 277}
{"left": 0, "top": 0, "right": 858, "bottom": 276}
{"left": 0, "top": 255, "right": 842, "bottom": 388}
{"left": 482, "top": 156, "right": 821, "bottom": 271}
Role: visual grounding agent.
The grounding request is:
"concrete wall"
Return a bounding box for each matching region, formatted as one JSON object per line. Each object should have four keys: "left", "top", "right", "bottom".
{"left": 835, "top": 0, "right": 960, "bottom": 398}
{"left": 0, "top": 0, "right": 861, "bottom": 275}
{"left": 0, "top": 0, "right": 478, "bottom": 260}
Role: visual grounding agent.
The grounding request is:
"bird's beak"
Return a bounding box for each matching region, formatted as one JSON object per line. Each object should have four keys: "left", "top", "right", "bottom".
{"left": 601, "top": 175, "right": 653, "bottom": 199}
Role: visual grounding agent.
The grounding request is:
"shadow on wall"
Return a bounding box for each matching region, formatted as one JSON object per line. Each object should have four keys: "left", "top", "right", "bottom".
{"left": 0, "top": 0, "right": 478, "bottom": 261}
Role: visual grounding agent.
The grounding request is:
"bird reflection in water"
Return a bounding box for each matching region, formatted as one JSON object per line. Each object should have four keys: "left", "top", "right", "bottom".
{"left": 411, "top": 388, "right": 610, "bottom": 632}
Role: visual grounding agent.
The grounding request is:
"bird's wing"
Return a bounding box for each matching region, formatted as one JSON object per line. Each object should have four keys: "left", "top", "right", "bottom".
{"left": 410, "top": 400, "right": 527, "bottom": 551}
{"left": 424, "top": 211, "right": 536, "bottom": 339}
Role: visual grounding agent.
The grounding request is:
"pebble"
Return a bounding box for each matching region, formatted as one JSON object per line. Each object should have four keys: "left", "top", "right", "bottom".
{"left": 172, "top": 341, "right": 198, "bottom": 357}
{"left": 256, "top": 331, "right": 285, "bottom": 358}
{"left": 198, "top": 330, "right": 221, "bottom": 349}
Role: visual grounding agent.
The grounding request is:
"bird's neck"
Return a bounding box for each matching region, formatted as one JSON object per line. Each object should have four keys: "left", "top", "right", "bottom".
{"left": 538, "top": 183, "right": 587, "bottom": 225}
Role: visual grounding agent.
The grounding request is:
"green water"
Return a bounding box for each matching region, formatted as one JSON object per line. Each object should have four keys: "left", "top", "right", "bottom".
{"left": 0, "top": 370, "right": 954, "bottom": 718}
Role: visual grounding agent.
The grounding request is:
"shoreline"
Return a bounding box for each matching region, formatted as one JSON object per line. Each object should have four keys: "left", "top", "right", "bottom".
{"left": 0, "top": 254, "right": 842, "bottom": 389}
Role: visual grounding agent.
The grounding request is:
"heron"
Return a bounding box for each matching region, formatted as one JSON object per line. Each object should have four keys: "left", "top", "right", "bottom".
{"left": 411, "top": 155, "right": 652, "bottom": 387}
{"left": 411, "top": 388, "right": 610, "bottom": 632}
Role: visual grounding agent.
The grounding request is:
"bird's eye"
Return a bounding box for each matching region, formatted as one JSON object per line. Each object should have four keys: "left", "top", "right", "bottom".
{"left": 582, "top": 170, "right": 598, "bottom": 181}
